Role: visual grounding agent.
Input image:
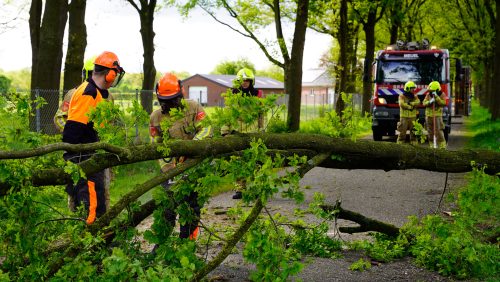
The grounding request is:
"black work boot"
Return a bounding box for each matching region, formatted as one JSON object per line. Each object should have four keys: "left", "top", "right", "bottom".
{"left": 232, "top": 191, "right": 242, "bottom": 200}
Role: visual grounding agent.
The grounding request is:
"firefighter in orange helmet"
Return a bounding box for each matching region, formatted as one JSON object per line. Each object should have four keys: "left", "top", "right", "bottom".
{"left": 62, "top": 51, "right": 125, "bottom": 224}
{"left": 149, "top": 72, "right": 212, "bottom": 240}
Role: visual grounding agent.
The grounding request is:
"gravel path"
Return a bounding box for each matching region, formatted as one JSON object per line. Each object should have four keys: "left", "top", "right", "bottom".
{"left": 204, "top": 117, "right": 470, "bottom": 281}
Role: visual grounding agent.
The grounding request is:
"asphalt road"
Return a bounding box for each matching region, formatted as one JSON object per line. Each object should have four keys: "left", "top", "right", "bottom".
{"left": 205, "top": 116, "right": 469, "bottom": 281}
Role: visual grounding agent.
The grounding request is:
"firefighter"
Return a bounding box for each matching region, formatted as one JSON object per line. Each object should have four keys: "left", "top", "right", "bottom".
{"left": 224, "top": 68, "right": 263, "bottom": 199}
{"left": 55, "top": 55, "right": 114, "bottom": 212}
{"left": 423, "top": 81, "right": 447, "bottom": 149}
{"left": 62, "top": 51, "right": 125, "bottom": 224}
{"left": 149, "top": 72, "right": 212, "bottom": 239}
{"left": 232, "top": 68, "right": 262, "bottom": 97}
{"left": 397, "top": 81, "right": 420, "bottom": 145}
{"left": 221, "top": 67, "right": 263, "bottom": 135}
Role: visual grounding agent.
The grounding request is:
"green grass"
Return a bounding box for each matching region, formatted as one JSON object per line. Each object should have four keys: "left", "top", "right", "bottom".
{"left": 465, "top": 101, "right": 500, "bottom": 152}
{"left": 109, "top": 160, "right": 159, "bottom": 205}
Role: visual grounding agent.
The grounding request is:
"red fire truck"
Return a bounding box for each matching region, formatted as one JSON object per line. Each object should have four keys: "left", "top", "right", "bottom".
{"left": 371, "top": 40, "right": 452, "bottom": 141}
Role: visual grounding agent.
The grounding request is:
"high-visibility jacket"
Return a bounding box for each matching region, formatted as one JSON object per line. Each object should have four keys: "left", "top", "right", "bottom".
{"left": 149, "top": 99, "right": 212, "bottom": 172}
{"left": 398, "top": 93, "right": 420, "bottom": 118}
{"left": 55, "top": 87, "right": 114, "bottom": 133}
{"left": 423, "top": 92, "right": 446, "bottom": 117}
{"left": 62, "top": 78, "right": 110, "bottom": 144}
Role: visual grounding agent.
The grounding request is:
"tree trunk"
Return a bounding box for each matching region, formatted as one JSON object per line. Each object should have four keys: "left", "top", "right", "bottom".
{"left": 285, "top": 0, "right": 309, "bottom": 132}
{"left": 335, "top": 0, "right": 348, "bottom": 116}
{"left": 31, "top": 0, "right": 68, "bottom": 134}
{"left": 63, "top": 0, "right": 87, "bottom": 92}
{"left": 347, "top": 23, "right": 358, "bottom": 95}
{"left": 481, "top": 59, "right": 492, "bottom": 109}
{"left": 28, "top": 0, "right": 43, "bottom": 132}
{"left": 492, "top": 0, "right": 500, "bottom": 120}
{"left": 321, "top": 203, "right": 400, "bottom": 237}
{"left": 388, "top": 1, "right": 402, "bottom": 44}
{"left": 362, "top": 14, "right": 376, "bottom": 114}
{"left": 138, "top": 1, "right": 156, "bottom": 114}
{"left": 2, "top": 134, "right": 499, "bottom": 194}
{"left": 29, "top": 0, "right": 42, "bottom": 91}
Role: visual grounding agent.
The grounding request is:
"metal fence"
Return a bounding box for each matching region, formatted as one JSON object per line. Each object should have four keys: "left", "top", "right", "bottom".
{"left": 3, "top": 89, "right": 363, "bottom": 135}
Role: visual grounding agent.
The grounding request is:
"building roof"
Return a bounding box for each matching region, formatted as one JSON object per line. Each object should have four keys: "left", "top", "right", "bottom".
{"left": 302, "top": 68, "right": 335, "bottom": 87}
{"left": 184, "top": 74, "right": 284, "bottom": 89}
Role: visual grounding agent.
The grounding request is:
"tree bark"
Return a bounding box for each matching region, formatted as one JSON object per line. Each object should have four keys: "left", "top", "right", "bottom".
{"left": 29, "top": 0, "right": 42, "bottom": 91}
{"left": 335, "top": 0, "right": 348, "bottom": 116}
{"left": 2, "top": 134, "right": 499, "bottom": 194}
{"left": 285, "top": 0, "right": 309, "bottom": 132}
{"left": 321, "top": 203, "right": 400, "bottom": 237}
{"left": 127, "top": 0, "right": 157, "bottom": 114}
{"left": 63, "top": 0, "right": 87, "bottom": 92}
{"left": 31, "top": 0, "right": 68, "bottom": 134}
{"left": 491, "top": 0, "right": 500, "bottom": 120}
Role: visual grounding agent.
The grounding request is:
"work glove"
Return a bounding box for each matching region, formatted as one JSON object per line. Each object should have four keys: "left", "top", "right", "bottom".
{"left": 428, "top": 98, "right": 435, "bottom": 105}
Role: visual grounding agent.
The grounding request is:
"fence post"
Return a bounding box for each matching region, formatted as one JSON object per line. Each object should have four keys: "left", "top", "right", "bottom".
{"left": 35, "top": 88, "right": 41, "bottom": 133}
{"left": 135, "top": 89, "right": 139, "bottom": 141}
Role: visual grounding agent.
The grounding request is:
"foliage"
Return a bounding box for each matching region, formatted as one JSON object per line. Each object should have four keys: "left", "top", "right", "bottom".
{"left": 465, "top": 101, "right": 500, "bottom": 152}
{"left": 349, "top": 233, "right": 407, "bottom": 263}
{"left": 412, "top": 120, "right": 427, "bottom": 144}
{"left": 243, "top": 217, "right": 303, "bottom": 281}
{"left": 351, "top": 166, "right": 499, "bottom": 280}
{"left": 88, "top": 99, "right": 149, "bottom": 145}
{"left": 210, "top": 90, "right": 287, "bottom": 135}
{"left": 0, "top": 68, "right": 31, "bottom": 90}
{"left": 211, "top": 57, "right": 255, "bottom": 75}
{"left": 0, "top": 74, "right": 11, "bottom": 93}
{"left": 349, "top": 258, "right": 371, "bottom": 271}
{"left": 288, "top": 222, "right": 342, "bottom": 258}
{"left": 256, "top": 64, "right": 284, "bottom": 82}
{"left": 300, "top": 93, "right": 371, "bottom": 139}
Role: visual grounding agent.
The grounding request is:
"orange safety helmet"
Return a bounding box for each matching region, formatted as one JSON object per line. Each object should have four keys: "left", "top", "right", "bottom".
{"left": 94, "top": 51, "right": 125, "bottom": 87}
{"left": 156, "top": 73, "right": 183, "bottom": 100}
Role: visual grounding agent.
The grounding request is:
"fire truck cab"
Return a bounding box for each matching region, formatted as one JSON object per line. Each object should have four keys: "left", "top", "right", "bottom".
{"left": 371, "top": 40, "right": 452, "bottom": 141}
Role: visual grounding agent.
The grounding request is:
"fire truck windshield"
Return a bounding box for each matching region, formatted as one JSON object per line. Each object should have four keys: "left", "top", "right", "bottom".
{"left": 376, "top": 56, "right": 444, "bottom": 85}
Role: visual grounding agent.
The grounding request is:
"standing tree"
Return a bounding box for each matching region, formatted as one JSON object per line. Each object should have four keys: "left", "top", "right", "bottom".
{"left": 352, "top": 0, "right": 388, "bottom": 114}
{"left": 335, "top": 0, "right": 349, "bottom": 116}
{"left": 211, "top": 57, "right": 255, "bottom": 75}
{"left": 186, "top": 0, "right": 310, "bottom": 131}
{"left": 428, "top": 0, "right": 495, "bottom": 113}
{"left": 127, "top": 0, "right": 157, "bottom": 114}
{"left": 63, "top": 0, "right": 87, "bottom": 92}
{"left": 29, "top": 0, "right": 68, "bottom": 134}
{"left": 28, "top": 0, "right": 42, "bottom": 92}
{"left": 308, "top": 0, "right": 360, "bottom": 117}
{"left": 492, "top": 0, "right": 500, "bottom": 120}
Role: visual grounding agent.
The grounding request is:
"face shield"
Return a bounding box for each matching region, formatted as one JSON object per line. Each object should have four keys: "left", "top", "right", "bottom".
{"left": 110, "top": 66, "right": 125, "bottom": 87}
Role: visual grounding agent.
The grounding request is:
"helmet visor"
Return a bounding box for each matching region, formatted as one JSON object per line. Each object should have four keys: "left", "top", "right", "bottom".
{"left": 110, "top": 67, "right": 125, "bottom": 87}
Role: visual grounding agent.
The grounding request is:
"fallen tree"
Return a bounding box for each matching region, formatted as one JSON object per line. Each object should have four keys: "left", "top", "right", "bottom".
{"left": 1, "top": 133, "right": 498, "bottom": 280}
{"left": 1, "top": 133, "right": 499, "bottom": 195}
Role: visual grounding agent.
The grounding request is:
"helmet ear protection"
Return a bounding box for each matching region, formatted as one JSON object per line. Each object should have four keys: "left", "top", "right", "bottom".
{"left": 105, "top": 69, "right": 117, "bottom": 83}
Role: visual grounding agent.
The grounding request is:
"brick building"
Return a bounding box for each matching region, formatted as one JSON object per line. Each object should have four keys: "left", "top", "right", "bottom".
{"left": 182, "top": 74, "right": 285, "bottom": 106}
{"left": 301, "top": 69, "right": 335, "bottom": 106}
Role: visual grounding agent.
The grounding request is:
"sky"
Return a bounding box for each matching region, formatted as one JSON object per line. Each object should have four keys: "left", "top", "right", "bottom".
{"left": 0, "top": 0, "right": 332, "bottom": 75}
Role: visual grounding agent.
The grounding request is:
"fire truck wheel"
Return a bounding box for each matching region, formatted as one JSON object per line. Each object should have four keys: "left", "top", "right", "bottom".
{"left": 373, "top": 129, "right": 383, "bottom": 141}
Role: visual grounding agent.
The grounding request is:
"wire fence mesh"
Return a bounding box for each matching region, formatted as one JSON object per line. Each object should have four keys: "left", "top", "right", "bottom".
{"left": 2, "top": 88, "right": 363, "bottom": 136}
